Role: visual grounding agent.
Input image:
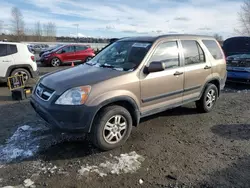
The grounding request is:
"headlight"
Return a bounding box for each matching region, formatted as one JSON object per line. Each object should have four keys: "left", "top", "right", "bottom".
{"left": 55, "top": 86, "right": 91, "bottom": 105}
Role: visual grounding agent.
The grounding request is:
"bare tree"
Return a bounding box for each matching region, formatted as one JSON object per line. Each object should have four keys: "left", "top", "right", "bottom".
{"left": 213, "top": 33, "right": 223, "bottom": 41}
{"left": 11, "top": 7, "right": 25, "bottom": 40}
{"left": 236, "top": 0, "right": 250, "bottom": 36}
{"left": 34, "top": 21, "right": 42, "bottom": 41}
{"left": 43, "top": 22, "right": 56, "bottom": 41}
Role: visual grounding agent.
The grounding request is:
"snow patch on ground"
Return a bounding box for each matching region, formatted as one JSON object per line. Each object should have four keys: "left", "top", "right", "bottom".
{"left": 2, "top": 179, "right": 35, "bottom": 188}
{"left": 0, "top": 125, "right": 49, "bottom": 163}
{"left": 79, "top": 151, "right": 144, "bottom": 177}
{"left": 23, "top": 179, "right": 35, "bottom": 187}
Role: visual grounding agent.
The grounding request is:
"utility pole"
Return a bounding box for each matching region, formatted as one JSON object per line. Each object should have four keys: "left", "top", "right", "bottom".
{"left": 73, "top": 24, "right": 79, "bottom": 43}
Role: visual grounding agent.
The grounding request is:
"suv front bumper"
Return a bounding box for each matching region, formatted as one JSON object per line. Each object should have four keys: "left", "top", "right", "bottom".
{"left": 30, "top": 94, "right": 97, "bottom": 133}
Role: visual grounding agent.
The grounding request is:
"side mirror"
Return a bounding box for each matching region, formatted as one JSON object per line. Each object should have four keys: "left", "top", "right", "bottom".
{"left": 146, "top": 61, "right": 165, "bottom": 73}
{"left": 61, "top": 50, "right": 66, "bottom": 54}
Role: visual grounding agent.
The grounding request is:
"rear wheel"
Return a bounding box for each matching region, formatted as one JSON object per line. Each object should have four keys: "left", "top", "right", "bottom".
{"left": 11, "top": 68, "right": 31, "bottom": 84}
{"left": 91, "top": 105, "right": 133, "bottom": 151}
{"left": 196, "top": 84, "right": 218, "bottom": 113}
{"left": 51, "top": 57, "right": 61, "bottom": 67}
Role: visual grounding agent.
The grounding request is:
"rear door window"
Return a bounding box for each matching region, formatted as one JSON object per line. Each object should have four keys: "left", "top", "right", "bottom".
{"left": 181, "top": 40, "right": 205, "bottom": 65}
{"left": 0, "top": 44, "right": 8, "bottom": 57}
{"left": 202, "top": 40, "right": 223, "bottom": 59}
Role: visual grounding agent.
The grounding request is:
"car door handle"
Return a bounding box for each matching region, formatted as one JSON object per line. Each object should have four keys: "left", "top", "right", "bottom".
{"left": 2, "top": 60, "right": 11, "bottom": 62}
{"left": 174, "top": 71, "right": 183, "bottom": 76}
{"left": 204, "top": 65, "right": 212, "bottom": 69}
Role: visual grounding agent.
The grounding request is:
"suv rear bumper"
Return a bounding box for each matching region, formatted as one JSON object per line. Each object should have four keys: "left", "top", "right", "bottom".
{"left": 30, "top": 94, "right": 97, "bottom": 133}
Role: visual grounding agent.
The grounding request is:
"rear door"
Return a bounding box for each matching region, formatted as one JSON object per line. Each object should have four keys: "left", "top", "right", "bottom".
{"left": 202, "top": 40, "right": 226, "bottom": 84}
{"left": 0, "top": 44, "right": 14, "bottom": 77}
{"left": 75, "top": 45, "right": 88, "bottom": 62}
{"left": 180, "top": 40, "right": 212, "bottom": 101}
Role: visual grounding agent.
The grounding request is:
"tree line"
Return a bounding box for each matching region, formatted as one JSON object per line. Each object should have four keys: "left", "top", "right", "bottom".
{"left": 0, "top": 6, "right": 110, "bottom": 43}
{"left": 1, "top": 7, "right": 57, "bottom": 42}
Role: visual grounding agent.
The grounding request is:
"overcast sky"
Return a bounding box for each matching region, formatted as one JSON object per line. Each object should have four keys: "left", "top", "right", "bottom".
{"left": 1, "top": 0, "right": 243, "bottom": 39}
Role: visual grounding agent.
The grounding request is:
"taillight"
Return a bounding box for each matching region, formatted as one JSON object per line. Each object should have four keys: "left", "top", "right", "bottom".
{"left": 31, "top": 56, "right": 35, "bottom": 62}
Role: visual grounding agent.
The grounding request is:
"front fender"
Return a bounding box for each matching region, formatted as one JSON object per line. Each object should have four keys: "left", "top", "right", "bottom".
{"left": 86, "top": 92, "right": 140, "bottom": 132}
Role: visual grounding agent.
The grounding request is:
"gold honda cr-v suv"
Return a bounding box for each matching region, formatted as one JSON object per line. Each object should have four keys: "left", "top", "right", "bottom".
{"left": 31, "top": 34, "right": 227, "bottom": 150}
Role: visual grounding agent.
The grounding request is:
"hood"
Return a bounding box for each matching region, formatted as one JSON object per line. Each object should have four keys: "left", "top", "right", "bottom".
{"left": 40, "top": 64, "right": 127, "bottom": 95}
{"left": 42, "top": 49, "right": 54, "bottom": 55}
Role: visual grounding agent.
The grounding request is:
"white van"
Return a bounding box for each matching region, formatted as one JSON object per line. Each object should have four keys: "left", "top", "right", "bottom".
{"left": 0, "top": 42, "right": 38, "bottom": 83}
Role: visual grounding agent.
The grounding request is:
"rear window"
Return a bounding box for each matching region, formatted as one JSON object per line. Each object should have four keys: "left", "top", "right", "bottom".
{"left": 9, "top": 45, "right": 18, "bottom": 54}
{"left": 202, "top": 40, "right": 223, "bottom": 60}
{"left": 0, "top": 44, "right": 7, "bottom": 57}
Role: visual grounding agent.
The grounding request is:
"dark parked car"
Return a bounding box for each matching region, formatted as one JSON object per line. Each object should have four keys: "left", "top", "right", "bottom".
{"left": 40, "top": 44, "right": 95, "bottom": 67}
{"left": 223, "top": 36, "right": 250, "bottom": 84}
{"left": 39, "top": 44, "right": 63, "bottom": 57}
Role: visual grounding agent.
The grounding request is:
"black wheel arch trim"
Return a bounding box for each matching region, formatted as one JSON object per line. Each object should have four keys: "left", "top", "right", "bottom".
{"left": 5, "top": 64, "right": 36, "bottom": 78}
{"left": 88, "top": 96, "right": 140, "bottom": 132}
{"left": 199, "top": 78, "right": 221, "bottom": 99}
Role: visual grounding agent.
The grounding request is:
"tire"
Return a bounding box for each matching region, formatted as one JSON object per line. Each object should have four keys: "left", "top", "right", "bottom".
{"left": 11, "top": 68, "right": 31, "bottom": 84}
{"left": 91, "top": 105, "right": 133, "bottom": 151}
{"left": 50, "top": 57, "right": 61, "bottom": 67}
{"left": 196, "top": 84, "right": 218, "bottom": 113}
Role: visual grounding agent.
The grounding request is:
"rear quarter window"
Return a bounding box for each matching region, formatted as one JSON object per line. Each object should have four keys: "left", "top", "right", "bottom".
{"left": 9, "top": 45, "right": 18, "bottom": 55}
{"left": 202, "top": 40, "right": 223, "bottom": 60}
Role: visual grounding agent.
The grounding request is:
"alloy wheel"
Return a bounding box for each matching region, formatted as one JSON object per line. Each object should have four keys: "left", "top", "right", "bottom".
{"left": 14, "top": 71, "right": 29, "bottom": 82}
{"left": 51, "top": 58, "right": 60, "bottom": 67}
{"left": 103, "top": 115, "right": 127, "bottom": 144}
{"left": 206, "top": 89, "right": 216, "bottom": 108}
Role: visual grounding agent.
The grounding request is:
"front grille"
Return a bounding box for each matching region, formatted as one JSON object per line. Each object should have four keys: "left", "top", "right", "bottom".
{"left": 36, "top": 83, "right": 55, "bottom": 101}
{"left": 227, "top": 60, "right": 250, "bottom": 67}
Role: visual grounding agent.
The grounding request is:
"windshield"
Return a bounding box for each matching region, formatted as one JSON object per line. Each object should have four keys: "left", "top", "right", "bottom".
{"left": 88, "top": 41, "right": 152, "bottom": 71}
{"left": 51, "top": 44, "right": 65, "bottom": 52}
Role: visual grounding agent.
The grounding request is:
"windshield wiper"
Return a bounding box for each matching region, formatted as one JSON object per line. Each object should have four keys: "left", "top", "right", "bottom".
{"left": 99, "top": 64, "right": 115, "bottom": 68}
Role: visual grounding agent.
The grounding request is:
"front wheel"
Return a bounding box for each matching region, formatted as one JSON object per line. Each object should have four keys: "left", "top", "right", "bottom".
{"left": 196, "top": 84, "right": 218, "bottom": 113}
{"left": 11, "top": 68, "right": 31, "bottom": 84}
{"left": 51, "top": 57, "right": 61, "bottom": 67}
{"left": 91, "top": 105, "right": 133, "bottom": 151}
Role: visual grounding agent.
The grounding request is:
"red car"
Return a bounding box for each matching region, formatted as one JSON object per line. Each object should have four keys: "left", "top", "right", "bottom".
{"left": 40, "top": 44, "right": 95, "bottom": 67}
